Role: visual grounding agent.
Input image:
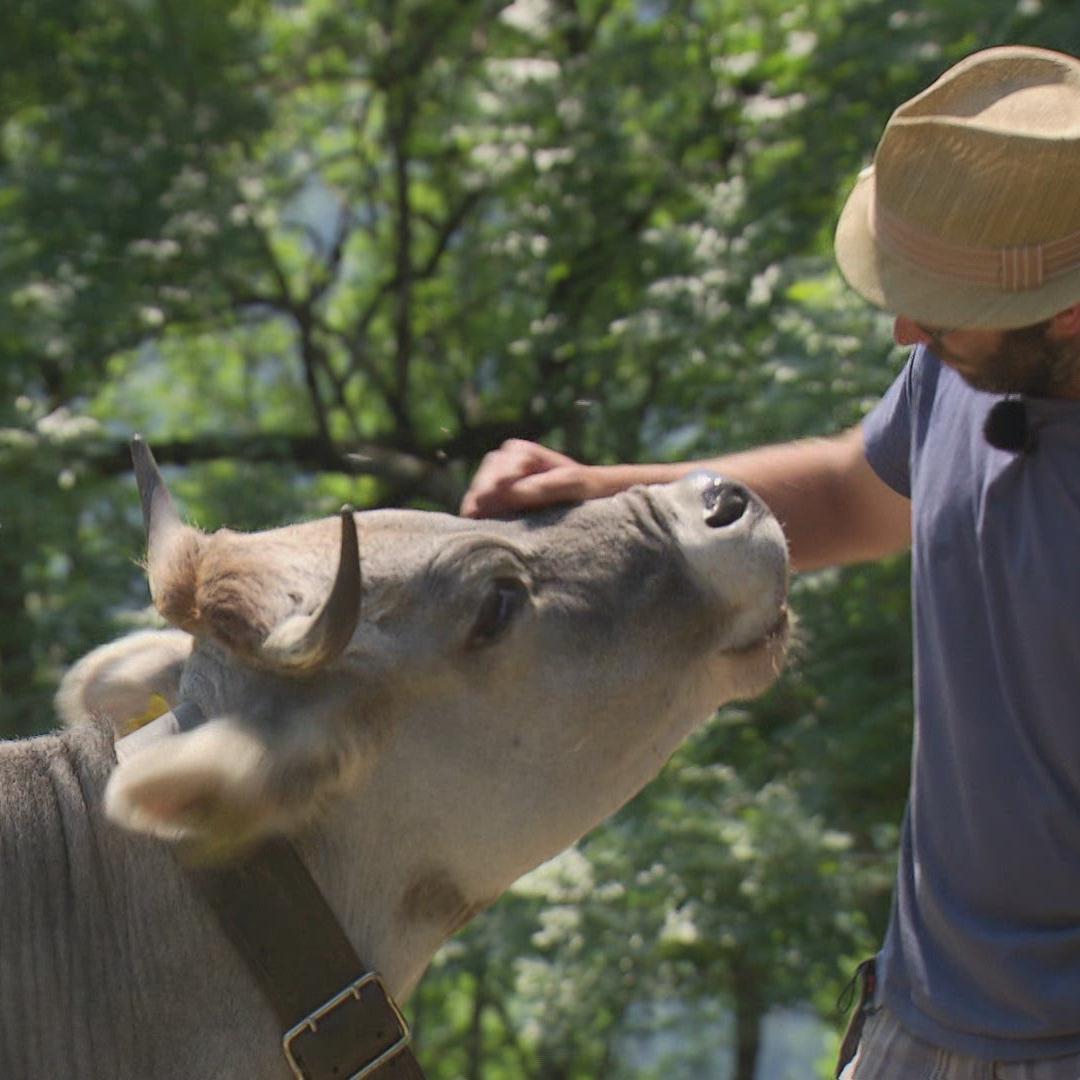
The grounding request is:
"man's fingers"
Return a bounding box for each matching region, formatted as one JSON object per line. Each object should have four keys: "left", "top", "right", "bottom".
{"left": 460, "top": 441, "right": 583, "bottom": 518}
{"left": 510, "top": 467, "right": 586, "bottom": 504}
{"left": 499, "top": 439, "right": 567, "bottom": 475}
{"left": 462, "top": 468, "right": 581, "bottom": 518}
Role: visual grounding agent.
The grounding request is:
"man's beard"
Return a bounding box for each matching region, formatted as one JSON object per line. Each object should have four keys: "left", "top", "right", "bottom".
{"left": 940, "top": 320, "right": 1080, "bottom": 397}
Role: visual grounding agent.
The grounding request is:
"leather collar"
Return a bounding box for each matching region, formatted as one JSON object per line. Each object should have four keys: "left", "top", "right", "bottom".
{"left": 115, "top": 708, "right": 425, "bottom": 1080}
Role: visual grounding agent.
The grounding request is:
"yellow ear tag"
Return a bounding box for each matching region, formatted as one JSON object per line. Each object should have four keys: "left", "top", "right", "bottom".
{"left": 121, "top": 693, "right": 171, "bottom": 735}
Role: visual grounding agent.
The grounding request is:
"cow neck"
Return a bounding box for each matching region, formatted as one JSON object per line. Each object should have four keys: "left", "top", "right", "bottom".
{"left": 115, "top": 706, "right": 425, "bottom": 1080}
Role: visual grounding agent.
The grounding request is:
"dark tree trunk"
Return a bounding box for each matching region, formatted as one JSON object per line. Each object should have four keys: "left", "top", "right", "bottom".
{"left": 731, "top": 955, "right": 767, "bottom": 1080}
{"left": 0, "top": 512, "right": 43, "bottom": 738}
{"left": 466, "top": 955, "right": 487, "bottom": 1080}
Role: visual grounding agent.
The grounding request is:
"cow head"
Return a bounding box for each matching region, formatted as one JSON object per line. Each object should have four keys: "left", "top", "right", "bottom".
{"left": 62, "top": 440, "right": 789, "bottom": 988}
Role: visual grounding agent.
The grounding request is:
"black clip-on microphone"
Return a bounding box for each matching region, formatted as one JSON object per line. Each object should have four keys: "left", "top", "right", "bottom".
{"left": 983, "top": 397, "right": 1035, "bottom": 454}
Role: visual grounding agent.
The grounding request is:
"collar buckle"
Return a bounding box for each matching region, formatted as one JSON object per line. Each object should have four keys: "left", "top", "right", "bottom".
{"left": 282, "top": 971, "right": 411, "bottom": 1080}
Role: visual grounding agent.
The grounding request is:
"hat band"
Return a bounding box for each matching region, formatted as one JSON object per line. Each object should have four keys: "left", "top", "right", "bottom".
{"left": 872, "top": 204, "right": 1080, "bottom": 293}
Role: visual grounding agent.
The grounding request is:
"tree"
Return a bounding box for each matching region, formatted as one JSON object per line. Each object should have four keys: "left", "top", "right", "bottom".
{"left": 3, "top": 0, "right": 1079, "bottom": 1075}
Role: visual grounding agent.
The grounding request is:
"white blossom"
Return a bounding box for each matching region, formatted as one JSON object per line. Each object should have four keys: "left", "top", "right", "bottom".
{"left": 488, "top": 58, "right": 560, "bottom": 84}
{"left": 533, "top": 147, "right": 573, "bottom": 171}
{"left": 12, "top": 281, "right": 70, "bottom": 313}
{"left": 748, "top": 263, "right": 782, "bottom": 307}
{"left": 35, "top": 408, "right": 101, "bottom": 442}
{"left": 743, "top": 91, "right": 808, "bottom": 123}
{"left": 499, "top": 0, "right": 551, "bottom": 34}
{"left": 786, "top": 30, "right": 818, "bottom": 59}
{"left": 513, "top": 846, "right": 594, "bottom": 901}
{"left": 128, "top": 238, "right": 181, "bottom": 261}
{"left": 659, "top": 904, "right": 701, "bottom": 946}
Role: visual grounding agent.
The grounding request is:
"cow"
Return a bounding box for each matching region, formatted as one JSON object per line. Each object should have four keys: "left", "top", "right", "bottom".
{"left": 0, "top": 441, "right": 789, "bottom": 1078}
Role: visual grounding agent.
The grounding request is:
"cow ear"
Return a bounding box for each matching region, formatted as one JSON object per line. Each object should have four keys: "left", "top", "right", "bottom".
{"left": 56, "top": 629, "right": 193, "bottom": 735}
{"left": 104, "top": 711, "right": 370, "bottom": 857}
{"left": 104, "top": 720, "right": 279, "bottom": 855}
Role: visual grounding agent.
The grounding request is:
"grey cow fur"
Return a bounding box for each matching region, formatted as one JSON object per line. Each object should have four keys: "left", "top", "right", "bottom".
{"left": 0, "top": 477, "right": 788, "bottom": 1078}
{"left": 0, "top": 721, "right": 286, "bottom": 1077}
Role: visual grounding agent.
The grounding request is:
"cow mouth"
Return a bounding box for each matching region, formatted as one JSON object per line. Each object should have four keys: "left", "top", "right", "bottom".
{"left": 767, "top": 606, "right": 790, "bottom": 641}
{"left": 726, "top": 603, "right": 791, "bottom": 658}
{"left": 711, "top": 604, "right": 790, "bottom": 706}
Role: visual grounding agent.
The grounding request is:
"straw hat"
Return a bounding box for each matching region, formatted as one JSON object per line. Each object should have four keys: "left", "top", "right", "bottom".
{"left": 834, "top": 46, "right": 1080, "bottom": 330}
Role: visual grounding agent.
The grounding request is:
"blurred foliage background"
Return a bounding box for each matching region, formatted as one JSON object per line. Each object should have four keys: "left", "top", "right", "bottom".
{"left": 2, "top": 1, "right": 1077, "bottom": 1076}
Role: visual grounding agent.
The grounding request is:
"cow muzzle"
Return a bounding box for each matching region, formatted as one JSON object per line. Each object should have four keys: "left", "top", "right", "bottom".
{"left": 662, "top": 470, "right": 790, "bottom": 651}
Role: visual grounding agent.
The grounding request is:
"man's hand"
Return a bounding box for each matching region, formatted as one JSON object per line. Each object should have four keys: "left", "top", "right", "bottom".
{"left": 460, "top": 440, "right": 595, "bottom": 518}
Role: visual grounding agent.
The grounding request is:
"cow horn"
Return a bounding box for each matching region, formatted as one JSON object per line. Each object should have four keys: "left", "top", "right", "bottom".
{"left": 132, "top": 434, "right": 184, "bottom": 557}
{"left": 131, "top": 435, "right": 203, "bottom": 628}
{"left": 257, "top": 507, "right": 361, "bottom": 674}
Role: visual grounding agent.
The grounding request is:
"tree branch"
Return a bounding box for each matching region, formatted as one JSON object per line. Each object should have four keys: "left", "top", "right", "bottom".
{"left": 389, "top": 92, "right": 417, "bottom": 417}
{"left": 2, "top": 430, "right": 464, "bottom": 509}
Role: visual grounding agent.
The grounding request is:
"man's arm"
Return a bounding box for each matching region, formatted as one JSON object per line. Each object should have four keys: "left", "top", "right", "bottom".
{"left": 460, "top": 426, "right": 911, "bottom": 573}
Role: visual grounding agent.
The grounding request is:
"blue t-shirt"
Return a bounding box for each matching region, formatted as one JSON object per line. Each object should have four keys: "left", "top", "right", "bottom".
{"left": 864, "top": 346, "right": 1080, "bottom": 1061}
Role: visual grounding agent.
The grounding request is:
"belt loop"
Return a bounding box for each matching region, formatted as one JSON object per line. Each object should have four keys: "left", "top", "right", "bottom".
{"left": 834, "top": 958, "right": 877, "bottom": 1079}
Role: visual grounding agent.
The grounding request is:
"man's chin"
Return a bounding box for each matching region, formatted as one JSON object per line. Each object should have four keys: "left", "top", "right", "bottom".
{"left": 960, "top": 374, "right": 1025, "bottom": 395}
{"left": 952, "top": 363, "right": 1049, "bottom": 397}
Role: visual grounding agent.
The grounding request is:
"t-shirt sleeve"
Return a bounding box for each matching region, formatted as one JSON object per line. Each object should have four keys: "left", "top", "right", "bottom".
{"left": 862, "top": 353, "right": 920, "bottom": 498}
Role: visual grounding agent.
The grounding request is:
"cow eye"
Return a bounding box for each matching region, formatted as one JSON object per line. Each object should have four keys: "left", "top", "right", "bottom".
{"left": 468, "top": 577, "right": 529, "bottom": 648}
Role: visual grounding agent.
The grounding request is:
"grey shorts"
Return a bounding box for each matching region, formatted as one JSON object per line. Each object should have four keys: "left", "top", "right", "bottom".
{"left": 840, "top": 1006, "right": 1080, "bottom": 1079}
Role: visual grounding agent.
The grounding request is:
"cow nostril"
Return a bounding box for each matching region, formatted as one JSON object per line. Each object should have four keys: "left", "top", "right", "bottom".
{"left": 702, "top": 481, "right": 750, "bottom": 528}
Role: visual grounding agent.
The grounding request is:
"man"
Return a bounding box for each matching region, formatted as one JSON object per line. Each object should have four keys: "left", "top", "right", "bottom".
{"left": 461, "top": 46, "right": 1080, "bottom": 1078}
